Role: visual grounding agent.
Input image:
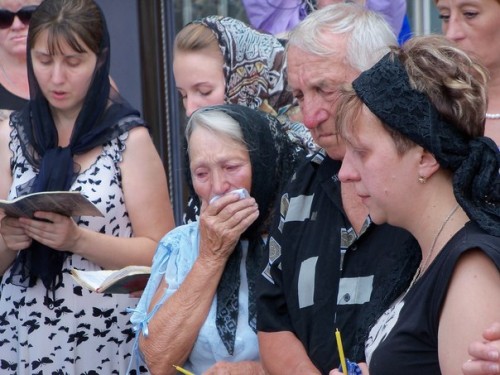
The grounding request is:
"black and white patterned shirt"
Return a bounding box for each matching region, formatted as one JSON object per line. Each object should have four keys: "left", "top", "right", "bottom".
{"left": 257, "top": 150, "right": 420, "bottom": 374}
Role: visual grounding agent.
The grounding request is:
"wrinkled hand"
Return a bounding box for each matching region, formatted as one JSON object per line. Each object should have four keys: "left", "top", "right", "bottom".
{"left": 18, "top": 211, "right": 81, "bottom": 252}
{"left": 463, "top": 323, "right": 500, "bottom": 375}
{"left": 203, "top": 361, "right": 265, "bottom": 375}
{"left": 1, "top": 216, "right": 32, "bottom": 251}
{"left": 198, "top": 194, "right": 259, "bottom": 265}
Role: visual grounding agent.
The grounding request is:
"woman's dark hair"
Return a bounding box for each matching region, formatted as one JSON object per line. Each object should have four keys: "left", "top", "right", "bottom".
{"left": 28, "top": 0, "right": 103, "bottom": 55}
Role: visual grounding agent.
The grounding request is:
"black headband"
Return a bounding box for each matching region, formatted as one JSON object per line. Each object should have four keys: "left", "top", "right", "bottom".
{"left": 352, "top": 53, "right": 500, "bottom": 236}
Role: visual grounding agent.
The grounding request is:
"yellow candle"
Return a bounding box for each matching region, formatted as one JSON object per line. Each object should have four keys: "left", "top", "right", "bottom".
{"left": 335, "top": 328, "right": 348, "bottom": 374}
{"left": 172, "top": 364, "right": 195, "bottom": 375}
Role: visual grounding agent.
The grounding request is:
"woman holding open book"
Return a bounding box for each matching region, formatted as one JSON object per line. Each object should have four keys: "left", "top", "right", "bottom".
{"left": 129, "top": 104, "right": 304, "bottom": 375}
{"left": 0, "top": 0, "right": 174, "bottom": 373}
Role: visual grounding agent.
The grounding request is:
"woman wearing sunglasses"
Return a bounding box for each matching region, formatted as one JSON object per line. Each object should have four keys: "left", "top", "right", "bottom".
{"left": 0, "top": 0, "right": 39, "bottom": 119}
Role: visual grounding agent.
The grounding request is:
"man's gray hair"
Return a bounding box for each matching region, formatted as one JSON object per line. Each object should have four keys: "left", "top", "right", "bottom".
{"left": 288, "top": 2, "right": 397, "bottom": 71}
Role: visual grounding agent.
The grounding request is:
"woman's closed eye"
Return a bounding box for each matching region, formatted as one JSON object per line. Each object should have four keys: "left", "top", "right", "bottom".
{"left": 353, "top": 149, "right": 366, "bottom": 159}
{"left": 193, "top": 169, "right": 209, "bottom": 181}
{"left": 65, "top": 57, "right": 82, "bottom": 68}
{"left": 199, "top": 90, "right": 213, "bottom": 97}
{"left": 33, "top": 53, "right": 52, "bottom": 66}
{"left": 224, "top": 163, "right": 244, "bottom": 173}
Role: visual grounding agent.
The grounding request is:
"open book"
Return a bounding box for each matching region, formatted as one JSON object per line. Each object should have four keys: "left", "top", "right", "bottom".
{"left": 0, "top": 191, "right": 103, "bottom": 218}
{"left": 70, "top": 265, "right": 152, "bottom": 294}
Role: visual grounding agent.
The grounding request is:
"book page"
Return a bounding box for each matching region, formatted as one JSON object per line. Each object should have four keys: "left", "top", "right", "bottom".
{"left": 71, "top": 266, "right": 151, "bottom": 294}
{"left": 0, "top": 191, "right": 103, "bottom": 218}
{"left": 71, "top": 269, "right": 115, "bottom": 292}
{"left": 101, "top": 273, "right": 151, "bottom": 294}
{"left": 106, "top": 265, "right": 151, "bottom": 282}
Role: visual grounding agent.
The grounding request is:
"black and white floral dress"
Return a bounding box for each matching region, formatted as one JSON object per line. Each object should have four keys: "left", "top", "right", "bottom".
{"left": 0, "top": 126, "right": 142, "bottom": 375}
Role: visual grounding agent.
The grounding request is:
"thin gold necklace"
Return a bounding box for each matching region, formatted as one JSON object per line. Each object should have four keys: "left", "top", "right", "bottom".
{"left": 406, "top": 204, "right": 460, "bottom": 293}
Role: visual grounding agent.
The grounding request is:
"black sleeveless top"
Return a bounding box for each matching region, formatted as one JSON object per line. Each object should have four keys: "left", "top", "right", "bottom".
{"left": 366, "top": 221, "right": 500, "bottom": 374}
{"left": 0, "top": 84, "right": 28, "bottom": 111}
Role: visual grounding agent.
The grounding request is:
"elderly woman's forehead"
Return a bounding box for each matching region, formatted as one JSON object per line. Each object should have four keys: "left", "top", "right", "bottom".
{"left": 189, "top": 126, "right": 246, "bottom": 149}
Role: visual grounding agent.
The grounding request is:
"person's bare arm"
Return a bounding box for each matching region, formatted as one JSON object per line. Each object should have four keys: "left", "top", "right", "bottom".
{"left": 439, "top": 250, "right": 500, "bottom": 375}
{"left": 204, "top": 360, "right": 266, "bottom": 374}
{"left": 73, "top": 126, "right": 174, "bottom": 267}
{"left": 0, "top": 117, "right": 17, "bottom": 274}
{"left": 258, "top": 331, "right": 321, "bottom": 375}
{"left": 141, "top": 258, "right": 225, "bottom": 375}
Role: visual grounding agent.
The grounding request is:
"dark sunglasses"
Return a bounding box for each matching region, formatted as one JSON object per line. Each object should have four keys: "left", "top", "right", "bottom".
{"left": 0, "top": 5, "right": 37, "bottom": 29}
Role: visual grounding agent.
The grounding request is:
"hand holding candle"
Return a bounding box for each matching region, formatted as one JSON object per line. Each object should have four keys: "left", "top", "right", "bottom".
{"left": 335, "top": 328, "right": 348, "bottom": 374}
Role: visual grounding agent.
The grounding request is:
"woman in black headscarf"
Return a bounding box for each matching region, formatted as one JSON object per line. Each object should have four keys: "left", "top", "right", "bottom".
{"left": 333, "top": 35, "right": 500, "bottom": 375}
{"left": 0, "top": 0, "right": 174, "bottom": 373}
{"left": 130, "top": 104, "right": 304, "bottom": 375}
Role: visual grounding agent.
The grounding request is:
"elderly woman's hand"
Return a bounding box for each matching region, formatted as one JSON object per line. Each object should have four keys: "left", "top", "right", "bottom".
{"left": 198, "top": 193, "right": 259, "bottom": 266}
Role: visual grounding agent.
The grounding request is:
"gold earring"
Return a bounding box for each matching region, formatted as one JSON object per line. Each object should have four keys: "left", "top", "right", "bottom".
{"left": 418, "top": 176, "right": 427, "bottom": 184}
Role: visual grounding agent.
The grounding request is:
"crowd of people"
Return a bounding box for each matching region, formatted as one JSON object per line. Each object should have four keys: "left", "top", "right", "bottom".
{"left": 257, "top": 6, "right": 420, "bottom": 373}
{"left": 0, "top": 0, "right": 498, "bottom": 375}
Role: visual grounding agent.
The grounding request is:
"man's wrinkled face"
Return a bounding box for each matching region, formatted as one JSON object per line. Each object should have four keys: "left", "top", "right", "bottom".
{"left": 287, "top": 38, "right": 359, "bottom": 159}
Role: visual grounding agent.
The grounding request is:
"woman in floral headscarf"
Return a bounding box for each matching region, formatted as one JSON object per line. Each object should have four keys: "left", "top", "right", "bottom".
{"left": 174, "top": 15, "right": 316, "bottom": 151}
{"left": 174, "top": 16, "right": 317, "bottom": 223}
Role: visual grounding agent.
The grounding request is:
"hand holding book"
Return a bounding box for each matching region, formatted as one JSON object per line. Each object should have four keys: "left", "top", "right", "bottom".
{"left": 0, "top": 191, "right": 103, "bottom": 219}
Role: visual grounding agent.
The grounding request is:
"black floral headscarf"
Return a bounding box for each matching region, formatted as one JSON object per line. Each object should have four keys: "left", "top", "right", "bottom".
{"left": 352, "top": 52, "right": 500, "bottom": 236}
